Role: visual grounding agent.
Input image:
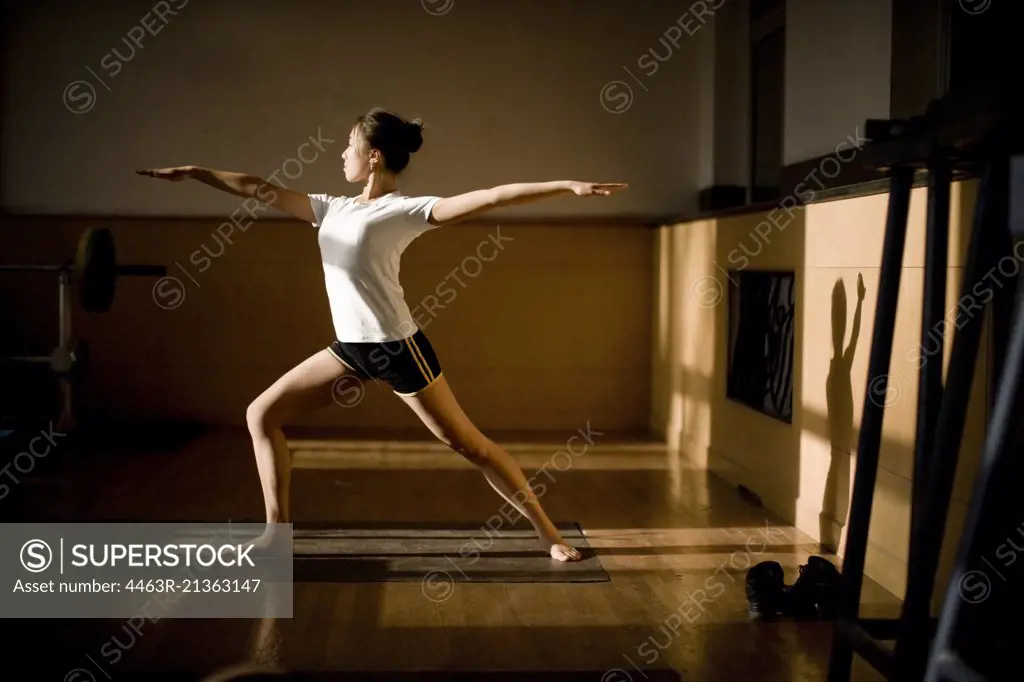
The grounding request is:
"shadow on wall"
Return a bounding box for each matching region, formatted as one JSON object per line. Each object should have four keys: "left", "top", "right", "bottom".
{"left": 821, "top": 273, "right": 865, "bottom": 553}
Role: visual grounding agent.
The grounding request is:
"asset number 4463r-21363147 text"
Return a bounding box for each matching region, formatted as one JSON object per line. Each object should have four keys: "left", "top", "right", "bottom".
{"left": 125, "top": 578, "right": 261, "bottom": 593}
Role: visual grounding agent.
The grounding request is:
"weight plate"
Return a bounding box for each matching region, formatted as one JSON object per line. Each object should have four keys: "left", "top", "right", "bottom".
{"left": 76, "top": 228, "right": 117, "bottom": 313}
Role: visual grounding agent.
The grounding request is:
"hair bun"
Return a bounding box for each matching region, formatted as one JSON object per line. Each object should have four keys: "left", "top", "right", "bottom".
{"left": 404, "top": 119, "right": 424, "bottom": 154}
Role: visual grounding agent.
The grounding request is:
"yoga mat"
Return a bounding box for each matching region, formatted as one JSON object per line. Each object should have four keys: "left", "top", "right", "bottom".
{"left": 291, "top": 521, "right": 608, "bottom": 583}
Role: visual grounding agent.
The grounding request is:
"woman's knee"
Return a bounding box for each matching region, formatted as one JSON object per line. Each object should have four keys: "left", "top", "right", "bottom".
{"left": 246, "top": 397, "right": 281, "bottom": 435}
{"left": 445, "top": 432, "right": 493, "bottom": 465}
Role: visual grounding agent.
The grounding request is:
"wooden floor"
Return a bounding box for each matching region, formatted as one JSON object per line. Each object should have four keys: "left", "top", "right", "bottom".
{"left": 3, "top": 424, "right": 899, "bottom": 681}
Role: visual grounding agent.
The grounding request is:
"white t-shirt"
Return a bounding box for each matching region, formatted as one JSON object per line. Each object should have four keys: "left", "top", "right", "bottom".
{"left": 308, "top": 190, "right": 442, "bottom": 343}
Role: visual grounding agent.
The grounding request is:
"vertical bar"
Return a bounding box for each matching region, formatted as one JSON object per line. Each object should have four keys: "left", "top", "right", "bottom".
{"left": 926, "top": 181, "right": 1023, "bottom": 682}
{"left": 827, "top": 165, "right": 914, "bottom": 682}
{"left": 936, "top": 0, "right": 952, "bottom": 98}
{"left": 911, "top": 158, "right": 1008, "bottom": 679}
{"left": 58, "top": 268, "right": 75, "bottom": 431}
{"left": 894, "top": 158, "right": 950, "bottom": 676}
{"left": 59, "top": 269, "right": 70, "bottom": 348}
{"left": 988, "top": 227, "right": 1017, "bottom": 413}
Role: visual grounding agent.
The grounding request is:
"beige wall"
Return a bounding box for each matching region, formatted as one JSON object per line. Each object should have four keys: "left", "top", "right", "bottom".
{"left": 2, "top": 0, "right": 706, "bottom": 222}
{"left": 652, "top": 180, "right": 994, "bottom": 602}
{"left": 0, "top": 216, "right": 655, "bottom": 435}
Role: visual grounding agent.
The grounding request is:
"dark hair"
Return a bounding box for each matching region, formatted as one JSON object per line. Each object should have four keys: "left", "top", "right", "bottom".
{"left": 353, "top": 106, "right": 424, "bottom": 173}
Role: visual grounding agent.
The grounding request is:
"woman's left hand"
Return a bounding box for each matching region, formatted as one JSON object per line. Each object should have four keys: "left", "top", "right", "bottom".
{"left": 566, "top": 181, "right": 629, "bottom": 196}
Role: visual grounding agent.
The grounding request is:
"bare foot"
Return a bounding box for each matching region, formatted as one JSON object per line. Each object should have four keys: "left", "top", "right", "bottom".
{"left": 242, "top": 523, "right": 287, "bottom": 552}
{"left": 549, "top": 543, "right": 583, "bottom": 562}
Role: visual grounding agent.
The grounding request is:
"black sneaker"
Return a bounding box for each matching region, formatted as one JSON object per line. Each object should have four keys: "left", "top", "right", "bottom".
{"left": 785, "top": 556, "right": 842, "bottom": 620}
{"left": 746, "top": 560, "right": 785, "bottom": 621}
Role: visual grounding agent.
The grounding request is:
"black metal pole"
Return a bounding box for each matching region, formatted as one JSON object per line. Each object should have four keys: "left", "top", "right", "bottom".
{"left": 893, "top": 158, "right": 950, "bottom": 678}
{"left": 828, "top": 165, "right": 914, "bottom": 682}
{"left": 925, "top": 181, "right": 1023, "bottom": 682}
{"left": 909, "top": 158, "right": 1009, "bottom": 679}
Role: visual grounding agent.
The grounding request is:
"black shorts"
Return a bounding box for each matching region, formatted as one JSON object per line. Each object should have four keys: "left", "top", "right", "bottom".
{"left": 326, "top": 329, "right": 443, "bottom": 396}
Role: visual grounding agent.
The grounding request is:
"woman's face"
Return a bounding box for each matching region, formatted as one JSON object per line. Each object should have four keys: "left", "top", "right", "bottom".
{"left": 342, "top": 127, "right": 372, "bottom": 183}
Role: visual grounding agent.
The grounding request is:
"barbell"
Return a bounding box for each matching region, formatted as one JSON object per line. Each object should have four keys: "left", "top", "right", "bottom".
{"left": 1, "top": 227, "right": 167, "bottom": 431}
{"left": 0, "top": 227, "right": 167, "bottom": 312}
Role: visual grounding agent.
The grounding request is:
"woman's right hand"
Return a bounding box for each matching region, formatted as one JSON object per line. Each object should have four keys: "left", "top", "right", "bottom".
{"left": 135, "top": 165, "right": 197, "bottom": 181}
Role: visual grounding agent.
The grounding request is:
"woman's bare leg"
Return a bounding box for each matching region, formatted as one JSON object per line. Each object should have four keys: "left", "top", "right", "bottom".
{"left": 396, "top": 375, "right": 581, "bottom": 562}
{"left": 245, "top": 349, "right": 354, "bottom": 526}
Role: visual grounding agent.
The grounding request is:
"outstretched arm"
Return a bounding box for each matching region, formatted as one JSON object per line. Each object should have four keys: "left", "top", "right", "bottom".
{"left": 427, "top": 180, "right": 628, "bottom": 225}
{"left": 136, "top": 165, "right": 315, "bottom": 223}
{"left": 845, "top": 274, "right": 866, "bottom": 362}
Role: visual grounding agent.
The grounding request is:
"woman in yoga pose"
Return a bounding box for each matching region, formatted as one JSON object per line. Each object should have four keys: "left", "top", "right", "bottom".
{"left": 137, "top": 106, "right": 627, "bottom": 561}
